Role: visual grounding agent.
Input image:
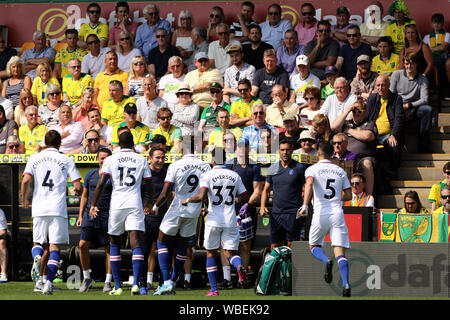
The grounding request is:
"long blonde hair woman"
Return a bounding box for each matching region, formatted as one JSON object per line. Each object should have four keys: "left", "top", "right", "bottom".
{"left": 15, "top": 88, "right": 35, "bottom": 126}
{"left": 116, "top": 30, "right": 142, "bottom": 73}
{"left": 31, "top": 62, "right": 60, "bottom": 106}
{"left": 127, "top": 55, "right": 149, "bottom": 99}
{"left": 2, "top": 56, "right": 32, "bottom": 106}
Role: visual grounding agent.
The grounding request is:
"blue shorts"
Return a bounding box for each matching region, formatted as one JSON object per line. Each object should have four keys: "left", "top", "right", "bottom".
{"left": 144, "top": 216, "right": 162, "bottom": 249}
{"left": 269, "top": 213, "right": 305, "bottom": 244}
{"left": 80, "top": 212, "right": 109, "bottom": 248}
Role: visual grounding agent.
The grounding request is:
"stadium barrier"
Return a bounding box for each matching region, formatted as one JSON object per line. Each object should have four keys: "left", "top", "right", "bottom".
{"left": 291, "top": 241, "right": 450, "bottom": 298}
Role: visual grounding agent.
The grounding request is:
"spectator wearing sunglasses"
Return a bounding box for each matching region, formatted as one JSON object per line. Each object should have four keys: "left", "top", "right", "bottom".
{"left": 5, "top": 135, "right": 21, "bottom": 154}
{"left": 259, "top": 4, "right": 292, "bottom": 51}
{"left": 428, "top": 162, "right": 450, "bottom": 212}
{"left": 293, "top": 128, "right": 317, "bottom": 156}
{"left": 229, "top": 78, "right": 262, "bottom": 128}
{"left": 0, "top": 104, "right": 18, "bottom": 153}
{"left": 397, "top": 190, "right": 428, "bottom": 214}
{"left": 294, "top": 3, "right": 318, "bottom": 46}
{"left": 148, "top": 28, "right": 180, "bottom": 81}
{"left": 331, "top": 133, "right": 358, "bottom": 166}
{"left": 81, "top": 34, "right": 111, "bottom": 81}
{"left": 67, "top": 128, "right": 104, "bottom": 154}
{"left": 116, "top": 30, "right": 142, "bottom": 74}
{"left": 242, "top": 104, "right": 277, "bottom": 150}
{"left": 432, "top": 187, "right": 450, "bottom": 215}
{"left": 343, "top": 173, "right": 375, "bottom": 207}
{"left": 78, "top": 3, "right": 109, "bottom": 48}
{"left": 208, "top": 23, "right": 241, "bottom": 76}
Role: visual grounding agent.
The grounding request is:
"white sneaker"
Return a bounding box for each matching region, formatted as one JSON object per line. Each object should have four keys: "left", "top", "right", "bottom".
{"left": 31, "top": 255, "right": 41, "bottom": 282}
{"left": 34, "top": 279, "right": 44, "bottom": 292}
{"left": 42, "top": 280, "right": 53, "bottom": 295}
{"left": 0, "top": 273, "right": 8, "bottom": 283}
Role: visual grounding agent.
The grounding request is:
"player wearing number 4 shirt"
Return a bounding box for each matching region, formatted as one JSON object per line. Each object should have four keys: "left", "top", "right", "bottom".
{"left": 182, "top": 148, "right": 248, "bottom": 296}
{"left": 298, "top": 141, "right": 352, "bottom": 297}
{"left": 90, "top": 131, "right": 154, "bottom": 296}
{"left": 21, "top": 130, "right": 83, "bottom": 295}
{"left": 152, "top": 149, "right": 211, "bottom": 296}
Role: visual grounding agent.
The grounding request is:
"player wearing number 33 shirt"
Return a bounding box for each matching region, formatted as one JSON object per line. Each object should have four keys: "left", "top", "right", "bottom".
{"left": 298, "top": 141, "right": 352, "bottom": 297}
{"left": 21, "top": 130, "right": 83, "bottom": 294}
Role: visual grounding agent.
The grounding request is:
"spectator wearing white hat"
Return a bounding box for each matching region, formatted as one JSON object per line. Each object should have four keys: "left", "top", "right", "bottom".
{"left": 288, "top": 54, "right": 320, "bottom": 106}
{"left": 293, "top": 129, "right": 317, "bottom": 155}
{"left": 350, "top": 54, "right": 379, "bottom": 101}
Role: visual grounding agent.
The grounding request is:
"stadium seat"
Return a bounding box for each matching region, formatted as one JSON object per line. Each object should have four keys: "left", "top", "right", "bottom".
{"left": 53, "top": 42, "right": 67, "bottom": 52}
{"left": 19, "top": 42, "right": 34, "bottom": 57}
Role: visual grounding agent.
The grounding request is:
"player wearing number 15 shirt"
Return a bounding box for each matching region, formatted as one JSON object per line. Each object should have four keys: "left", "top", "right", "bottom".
{"left": 21, "top": 130, "right": 83, "bottom": 295}
{"left": 152, "top": 152, "right": 211, "bottom": 295}
{"left": 298, "top": 141, "right": 352, "bottom": 297}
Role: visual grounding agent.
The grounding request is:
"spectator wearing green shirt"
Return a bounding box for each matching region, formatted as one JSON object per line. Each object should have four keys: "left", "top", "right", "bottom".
{"left": 148, "top": 107, "right": 182, "bottom": 153}
{"left": 321, "top": 65, "right": 338, "bottom": 100}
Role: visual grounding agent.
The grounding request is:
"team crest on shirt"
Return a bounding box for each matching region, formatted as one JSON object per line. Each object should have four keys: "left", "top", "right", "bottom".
{"left": 289, "top": 169, "right": 294, "bottom": 175}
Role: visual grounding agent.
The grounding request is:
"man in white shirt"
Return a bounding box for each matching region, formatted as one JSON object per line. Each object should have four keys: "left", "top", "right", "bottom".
{"left": 319, "top": 77, "right": 357, "bottom": 124}
{"left": 152, "top": 147, "right": 211, "bottom": 295}
{"left": 81, "top": 34, "right": 111, "bottom": 80}
{"left": 89, "top": 131, "right": 154, "bottom": 296}
{"left": 21, "top": 130, "right": 83, "bottom": 294}
{"left": 158, "top": 56, "right": 186, "bottom": 108}
{"left": 181, "top": 147, "right": 248, "bottom": 296}
{"left": 298, "top": 141, "right": 352, "bottom": 297}
{"left": 208, "top": 23, "right": 241, "bottom": 76}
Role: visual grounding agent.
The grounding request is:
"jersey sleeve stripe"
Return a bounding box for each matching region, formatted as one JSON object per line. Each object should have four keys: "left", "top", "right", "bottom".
{"left": 238, "top": 191, "right": 247, "bottom": 197}
{"left": 100, "top": 172, "right": 111, "bottom": 176}
{"left": 200, "top": 186, "right": 209, "bottom": 190}
{"left": 22, "top": 172, "right": 33, "bottom": 177}
{"left": 163, "top": 180, "right": 173, "bottom": 184}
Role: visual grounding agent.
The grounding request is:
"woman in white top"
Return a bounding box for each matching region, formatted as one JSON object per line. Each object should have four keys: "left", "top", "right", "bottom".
{"left": 170, "top": 85, "right": 199, "bottom": 138}
{"left": 171, "top": 10, "right": 194, "bottom": 62}
{"left": 116, "top": 30, "right": 142, "bottom": 73}
{"left": 299, "top": 87, "right": 322, "bottom": 129}
{"left": 127, "top": 55, "right": 149, "bottom": 100}
{"left": 158, "top": 56, "right": 186, "bottom": 107}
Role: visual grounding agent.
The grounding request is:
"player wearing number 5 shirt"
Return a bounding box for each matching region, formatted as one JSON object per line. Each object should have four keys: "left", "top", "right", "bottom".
{"left": 21, "top": 130, "right": 83, "bottom": 295}
{"left": 90, "top": 131, "right": 154, "bottom": 296}
{"left": 152, "top": 150, "right": 211, "bottom": 296}
{"left": 182, "top": 148, "right": 248, "bottom": 296}
{"left": 298, "top": 141, "right": 352, "bottom": 297}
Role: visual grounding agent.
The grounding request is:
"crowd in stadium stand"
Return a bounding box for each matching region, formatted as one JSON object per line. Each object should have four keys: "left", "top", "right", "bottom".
{"left": 0, "top": 0, "right": 450, "bottom": 287}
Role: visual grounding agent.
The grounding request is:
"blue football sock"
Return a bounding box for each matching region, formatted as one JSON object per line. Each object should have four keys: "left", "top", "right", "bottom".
{"left": 311, "top": 247, "right": 329, "bottom": 264}
{"left": 110, "top": 243, "right": 122, "bottom": 290}
{"left": 46, "top": 250, "right": 60, "bottom": 283}
{"left": 157, "top": 240, "right": 171, "bottom": 282}
{"left": 31, "top": 245, "right": 43, "bottom": 259}
{"left": 206, "top": 256, "right": 218, "bottom": 292}
{"left": 229, "top": 255, "right": 243, "bottom": 270}
{"left": 171, "top": 244, "right": 187, "bottom": 282}
{"left": 132, "top": 246, "right": 144, "bottom": 286}
{"left": 336, "top": 255, "right": 349, "bottom": 287}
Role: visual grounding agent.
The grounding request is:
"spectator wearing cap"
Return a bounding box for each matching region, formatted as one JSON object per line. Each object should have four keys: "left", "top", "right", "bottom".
{"left": 321, "top": 65, "right": 339, "bottom": 100}
{"left": 67, "top": 128, "right": 104, "bottom": 154}
{"left": 170, "top": 85, "right": 199, "bottom": 138}
{"left": 111, "top": 102, "right": 150, "bottom": 153}
{"left": 331, "top": 6, "right": 352, "bottom": 47}
{"left": 19, "top": 105, "right": 47, "bottom": 155}
{"left": 186, "top": 26, "right": 209, "bottom": 72}
{"left": 208, "top": 23, "right": 241, "bottom": 76}
{"left": 5, "top": 135, "right": 21, "bottom": 154}
{"left": 242, "top": 25, "right": 274, "bottom": 71}
{"left": 242, "top": 104, "right": 277, "bottom": 151}
{"left": 251, "top": 49, "right": 290, "bottom": 105}
{"left": 294, "top": 3, "right": 318, "bottom": 46}
{"left": 206, "top": 107, "right": 242, "bottom": 151}
{"left": 0, "top": 104, "right": 18, "bottom": 153}
{"left": 331, "top": 99, "right": 378, "bottom": 195}
{"left": 48, "top": 104, "right": 85, "bottom": 153}
{"left": 266, "top": 84, "right": 299, "bottom": 132}
{"left": 183, "top": 52, "right": 223, "bottom": 109}
{"left": 335, "top": 25, "right": 373, "bottom": 83}
{"left": 148, "top": 28, "right": 181, "bottom": 81}
{"left": 288, "top": 54, "right": 320, "bottom": 106}
{"left": 147, "top": 107, "right": 182, "bottom": 153}
{"left": 137, "top": 75, "right": 168, "bottom": 130}
{"left": 371, "top": 36, "right": 399, "bottom": 78}
{"left": 198, "top": 82, "right": 230, "bottom": 141}
{"left": 293, "top": 129, "right": 317, "bottom": 155}
{"left": 100, "top": 80, "right": 136, "bottom": 127}
{"left": 259, "top": 4, "right": 292, "bottom": 51}
{"left": 320, "top": 77, "right": 357, "bottom": 124}
{"left": 385, "top": 0, "right": 416, "bottom": 54}
{"left": 276, "top": 29, "right": 306, "bottom": 76}
{"left": 158, "top": 56, "right": 186, "bottom": 109}
{"left": 360, "top": 1, "right": 389, "bottom": 52}
{"left": 305, "top": 20, "right": 340, "bottom": 80}
{"left": 279, "top": 113, "right": 304, "bottom": 150}
{"left": 229, "top": 78, "right": 263, "bottom": 128}
{"left": 223, "top": 43, "right": 256, "bottom": 104}
{"left": 350, "top": 55, "right": 379, "bottom": 101}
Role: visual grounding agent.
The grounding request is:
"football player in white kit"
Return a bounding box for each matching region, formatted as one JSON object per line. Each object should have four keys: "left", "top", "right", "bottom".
{"left": 182, "top": 147, "right": 248, "bottom": 296}
{"left": 152, "top": 142, "right": 211, "bottom": 296}
{"left": 21, "top": 130, "right": 83, "bottom": 295}
{"left": 298, "top": 141, "right": 353, "bottom": 297}
{"left": 90, "top": 131, "right": 154, "bottom": 296}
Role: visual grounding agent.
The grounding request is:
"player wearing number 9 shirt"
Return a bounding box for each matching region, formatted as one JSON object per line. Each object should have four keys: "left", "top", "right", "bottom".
{"left": 90, "top": 131, "right": 154, "bottom": 296}
{"left": 182, "top": 148, "right": 248, "bottom": 296}
{"left": 152, "top": 149, "right": 211, "bottom": 296}
{"left": 21, "top": 130, "right": 83, "bottom": 295}
{"left": 298, "top": 141, "right": 352, "bottom": 297}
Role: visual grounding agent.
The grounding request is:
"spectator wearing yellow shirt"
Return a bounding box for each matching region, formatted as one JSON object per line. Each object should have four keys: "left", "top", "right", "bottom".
{"left": 147, "top": 107, "right": 182, "bottom": 153}
{"left": 207, "top": 108, "right": 242, "bottom": 151}
{"left": 53, "top": 29, "right": 88, "bottom": 80}
{"left": 432, "top": 186, "right": 450, "bottom": 215}
{"left": 101, "top": 80, "right": 135, "bottom": 128}
{"left": 371, "top": 36, "right": 399, "bottom": 78}
{"left": 78, "top": 3, "right": 109, "bottom": 48}
{"left": 31, "top": 63, "right": 60, "bottom": 106}
{"left": 397, "top": 191, "right": 429, "bottom": 214}
{"left": 385, "top": 0, "right": 416, "bottom": 54}
{"left": 111, "top": 102, "right": 149, "bottom": 153}
{"left": 62, "top": 58, "right": 93, "bottom": 106}
{"left": 229, "top": 78, "right": 262, "bottom": 128}
{"left": 94, "top": 51, "right": 129, "bottom": 108}
{"left": 19, "top": 105, "right": 47, "bottom": 155}
{"left": 428, "top": 162, "right": 450, "bottom": 212}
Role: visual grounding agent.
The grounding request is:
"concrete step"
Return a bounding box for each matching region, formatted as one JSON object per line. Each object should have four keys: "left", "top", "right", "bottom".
{"left": 392, "top": 187, "right": 430, "bottom": 196}
{"left": 400, "top": 153, "right": 450, "bottom": 161}
{"left": 390, "top": 180, "right": 438, "bottom": 188}
{"left": 376, "top": 194, "right": 430, "bottom": 209}
{"left": 400, "top": 159, "right": 448, "bottom": 167}
{"left": 405, "top": 139, "right": 450, "bottom": 154}
{"left": 397, "top": 167, "right": 445, "bottom": 180}
{"left": 437, "top": 113, "right": 450, "bottom": 127}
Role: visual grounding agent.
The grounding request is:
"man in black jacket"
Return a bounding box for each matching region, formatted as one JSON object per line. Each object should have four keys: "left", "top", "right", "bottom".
{"left": 366, "top": 74, "right": 404, "bottom": 179}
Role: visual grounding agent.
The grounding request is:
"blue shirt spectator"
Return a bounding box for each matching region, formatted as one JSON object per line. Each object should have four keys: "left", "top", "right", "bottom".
{"left": 259, "top": 4, "right": 292, "bottom": 51}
